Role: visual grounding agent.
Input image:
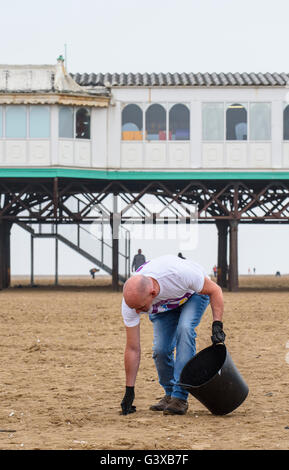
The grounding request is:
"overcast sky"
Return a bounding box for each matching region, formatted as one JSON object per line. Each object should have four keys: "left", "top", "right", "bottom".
{"left": 1, "top": 0, "right": 289, "bottom": 74}
{"left": 2, "top": 0, "right": 289, "bottom": 276}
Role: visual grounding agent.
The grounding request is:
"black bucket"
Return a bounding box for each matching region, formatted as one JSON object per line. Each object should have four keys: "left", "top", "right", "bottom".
{"left": 179, "top": 344, "right": 249, "bottom": 415}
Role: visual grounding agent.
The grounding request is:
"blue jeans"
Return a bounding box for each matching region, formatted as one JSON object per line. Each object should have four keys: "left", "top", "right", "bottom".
{"left": 149, "top": 293, "right": 210, "bottom": 400}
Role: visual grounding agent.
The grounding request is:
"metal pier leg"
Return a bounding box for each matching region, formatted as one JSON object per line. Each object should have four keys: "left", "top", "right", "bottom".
{"left": 0, "top": 221, "right": 12, "bottom": 290}
{"left": 111, "top": 194, "right": 120, "bottom": 291}
{"left": 216, "top": 221, "right": 228, "bottom": 288}
{"left": 228, "top": 220, "right": 239, "bottom": 292}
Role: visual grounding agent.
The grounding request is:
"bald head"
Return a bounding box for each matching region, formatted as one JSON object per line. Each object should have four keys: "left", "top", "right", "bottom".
{"left": 123, "top": 275, "right": 159, "bottom": 313}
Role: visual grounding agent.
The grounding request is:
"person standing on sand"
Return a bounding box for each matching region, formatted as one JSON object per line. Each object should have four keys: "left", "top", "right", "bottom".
{"left": 131, "top": 249, "right": 146, "bottom": 272}
{"left": 89, "top": 268, "right": 99, "bottom": 279}
{"left": 120, "top": 254, "right": 225, "bottom": 416}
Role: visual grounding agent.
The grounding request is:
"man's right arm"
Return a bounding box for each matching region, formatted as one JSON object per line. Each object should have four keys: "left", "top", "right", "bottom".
{"left": 121, "top": 324, "right": 140, "bottom": 415}
{"left": 124, "top": 324, "right": 141, "bottom": 386}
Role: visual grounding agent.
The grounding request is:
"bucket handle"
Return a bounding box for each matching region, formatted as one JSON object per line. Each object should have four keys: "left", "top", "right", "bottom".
{"left": 177, "top": 382, "right": 194, "bottom": 390}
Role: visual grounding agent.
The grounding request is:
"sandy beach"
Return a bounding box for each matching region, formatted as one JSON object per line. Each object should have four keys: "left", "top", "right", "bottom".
{"left": 0, "top": 274, "right": 288, "bottom": 450}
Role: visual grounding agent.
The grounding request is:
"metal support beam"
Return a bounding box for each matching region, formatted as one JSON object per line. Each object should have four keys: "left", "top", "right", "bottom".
{"left": 228, "top": 220, "right": 239, "bottom": 292}
{"left": 0, "top": 221, "right": 11, "bottom": 290}
{"left": 111, "top": 194, "right": 120, "bottom": 291}
{"left": 216, "top": 221, "right": 228, "bottom": 288}
{"left": 3, "top": 176, "right": 289, "bottom": 292}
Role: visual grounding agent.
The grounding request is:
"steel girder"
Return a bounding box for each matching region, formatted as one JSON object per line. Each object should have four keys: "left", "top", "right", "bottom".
{"left": 1, "top": 178, "right": 289, "bottom": 223}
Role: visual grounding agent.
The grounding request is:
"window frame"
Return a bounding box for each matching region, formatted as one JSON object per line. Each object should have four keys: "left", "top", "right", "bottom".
{"left": 5, "top": 104, "right": 28, "bottom": 139}
{"left": 58, "top": 106, "right": 91, "bottom": 140}
{"left": 121, "top": 102, "right": 191, "bottom": 142}
{"left": 75, "top": 107, "right": 91, "bottom": 140}
{"left": 283, "top": 102, "right": 289, "bottom": 141}
{"left": 202, "top": 102, "right": 225, "bottom": 141}
{"left": 29, "top": 105, "right": 51, "bottom": 139}
{"left": 145, "top": 103, "right": 167, "bottom": 142}
{"left": 225, "top": 102, "right": 248, "bottom": 142}
{"left": 202, "top": 101, "right": 273, "bottom": 143}
{"left": 168, "top": 103, "right": 190, "bottom": 141}
{"left": 249, "top": 102, "right": 271, "bottom": 141}
{"left": 121, "top": 103, "right": 143, "bottom": 141}
{"left": 0, "top": 105, "right": 52, "bottom": 140}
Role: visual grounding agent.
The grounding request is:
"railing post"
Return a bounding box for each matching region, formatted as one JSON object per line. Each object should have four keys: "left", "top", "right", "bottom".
{"left": 31, "top": 234, "right": 34, "bottom": 287}
{"left": 55, "top": 224, "right": 58, "bottom": 286}
{"left": 77, "top": 200, "right": 80, "bottom": 248}
{"left": 128, "top": 234, "right": 131, "bottom": 278}
{"left": 77, "top": 223, "right": 80, "bottom": 248}
{"left": 101, "top": 219, "right": 104, "bottom": 264}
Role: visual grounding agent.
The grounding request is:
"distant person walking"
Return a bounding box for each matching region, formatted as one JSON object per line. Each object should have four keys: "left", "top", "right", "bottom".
{"left": 213, "top": 265, "right": 217, "bottom": 277}
{"left": 132, "top": 249, "right": 146, "bottom": 272}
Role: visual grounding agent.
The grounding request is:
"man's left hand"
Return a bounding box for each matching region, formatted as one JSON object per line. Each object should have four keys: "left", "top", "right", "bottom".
{"left": 211, "top": 321, "right": 226, "bottom": 345}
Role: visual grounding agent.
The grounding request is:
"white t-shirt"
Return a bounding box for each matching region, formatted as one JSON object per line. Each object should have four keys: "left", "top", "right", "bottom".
{"left": 122, "top": 254, "right": 208, "bottom": 327}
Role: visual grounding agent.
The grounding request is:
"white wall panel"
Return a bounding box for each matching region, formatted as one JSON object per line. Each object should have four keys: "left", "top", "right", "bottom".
{"left": 249, "top": 143, "right": 271, "bottom": 168}
{"left": 75, "top": 141, "right": 91, "bottom": 167}
{"left": 114, "top": 86, "right": 287, "bottom": 105}
{"left": 107, "top": 103, "right": 121, "bottom": 168}
{"left": 271, "top": 101, "right": 282, "bottom": 168}
{"left": 50, "top": 105, "right": 59, "bottom": 165}
{"left": 190, "top": 100, "right": 202, "bottom": 168}
{"left": 58, "top": 140, "right": 74, "bottom": 166}
{"left": 144, "top": 143, "right": 167, "bottom": 168}
{"left": 168, "top": 143, "right": 190, "bottom": 168}
{"left": 0, "top": 141, "right": 4, "bottom": 164}
{"left": 202, "top": 143, "right": 224, "bottom": 168}
{"left": 6, "top": 141, "right": 26, "bottom": 165}
{"left": 121, "top": 143, "right": 143, "bottom": 168}
{"left": 282, "top": 143, "right": 289, "bottom": 168}
{"left": 91, "top": 108, "right": 107, "bottom": 168}
{"left": 28, "top": 141, "right": 50, "bottom": 165}
{"left": 226, "top": 143, "right": 247, "bottom": 168}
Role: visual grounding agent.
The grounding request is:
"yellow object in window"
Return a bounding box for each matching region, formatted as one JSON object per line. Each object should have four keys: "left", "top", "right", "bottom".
{"left": 122, "top": 131, "right": 142, "bottom": 140}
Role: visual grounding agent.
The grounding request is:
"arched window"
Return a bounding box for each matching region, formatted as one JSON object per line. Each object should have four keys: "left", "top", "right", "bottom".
{"left": 226, "top": 103, "right": 247, "bottom": 140}
{"left": 284, "top": 105, "right": 289, "bottom": 140}
{"left": 76, "top": 108, "right": 90, "bottom": 139}
{"left": 122, "top": 104, "right": 143, "bottom": 140}
{"left": 146, "top": 104, "right": 166, "bottom": 141}
{"left": 169, "top": 104, "right": 190, "bottom": 140}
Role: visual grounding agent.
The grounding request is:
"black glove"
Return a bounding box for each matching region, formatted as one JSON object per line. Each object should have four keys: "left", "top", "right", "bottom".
{"left": 121, "top": 386, "right": 136, "bottom": 415}
{"left": 211, "top": 321, "right": 226, "bottom": 345}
